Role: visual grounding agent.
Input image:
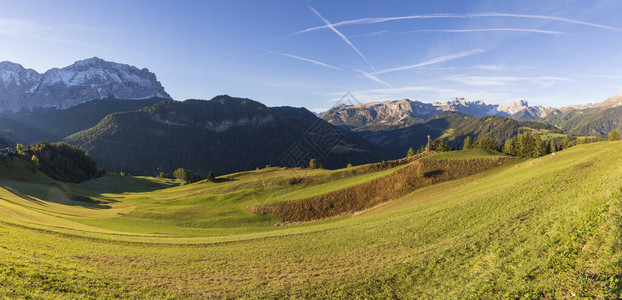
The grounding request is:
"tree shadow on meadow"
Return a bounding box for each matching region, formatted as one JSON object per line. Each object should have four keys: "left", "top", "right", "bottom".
{"left": 77, "top": 174, "right": 179, "bottom": 195}
{"left": 423, "top": 169, "right": 446, "bottom": 178}
{"left": 2, "top": 184, "right": 113, "bottom": 209}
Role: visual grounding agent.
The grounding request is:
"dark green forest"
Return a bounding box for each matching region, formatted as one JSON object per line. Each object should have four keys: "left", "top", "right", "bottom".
{"left": 360, "top": 112, "right": 563, "bottom": 158}
{"left": 62, "top": 96, "right": 385, "bottom": 176}
{"left": 22, "top": 142, "right": 103, "bottom": 183}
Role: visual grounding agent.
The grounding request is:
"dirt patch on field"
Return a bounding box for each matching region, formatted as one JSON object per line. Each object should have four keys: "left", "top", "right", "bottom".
{"left": 74, "top": 254, "right": 157, "bottom": 268}
{"left": 575, "top": 160, "right": 595, "bottom": 170}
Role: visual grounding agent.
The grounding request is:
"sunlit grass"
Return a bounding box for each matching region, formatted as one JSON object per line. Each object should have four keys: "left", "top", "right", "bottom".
{"left": 1, "top": 142, "right": 622, "bottom": 298}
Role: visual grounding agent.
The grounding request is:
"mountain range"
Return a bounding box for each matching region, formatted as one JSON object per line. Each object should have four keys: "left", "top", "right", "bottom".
{"left": 2, "top": 57, "right": 622, "bottom": 175}
{"left": 0, "top": 94, "right": 385, "bottom": 176}
{"left": 0, "top": 57, "right": 170, "bottom": 112}
{"left": 320, "top": 98, "right": 561, "bottom": 131}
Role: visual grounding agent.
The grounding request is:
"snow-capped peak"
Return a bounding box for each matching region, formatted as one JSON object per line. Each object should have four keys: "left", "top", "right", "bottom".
{"left": 0, "top": 57, "right": 172, "bottom": 112}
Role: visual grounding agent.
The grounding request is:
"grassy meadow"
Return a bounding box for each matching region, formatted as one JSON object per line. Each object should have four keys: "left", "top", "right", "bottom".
{"left": 1, "top": 142, "right": 622, "bottom": 298}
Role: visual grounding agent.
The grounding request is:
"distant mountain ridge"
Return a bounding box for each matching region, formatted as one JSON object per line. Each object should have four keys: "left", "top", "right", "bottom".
{"left": 0, "top": 57, "right": 170, "bottom": 112}
{"left": 357, "top": 112, "right": 563, "bottom": 158}
{"left": 563, "top": 92, "right": 622, "bottom": 111}
{"left": 320, "top": 98, "right": 557, "bottom": 131}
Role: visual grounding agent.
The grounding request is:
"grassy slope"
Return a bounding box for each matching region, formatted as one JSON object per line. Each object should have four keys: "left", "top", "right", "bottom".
{"left": 1, "top": 143, "right": 622, "bottom": 298}
{"left": 420, "top": 149, "right": 509, "bottom": 160}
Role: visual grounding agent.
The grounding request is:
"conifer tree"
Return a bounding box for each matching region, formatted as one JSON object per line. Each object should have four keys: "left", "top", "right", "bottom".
{"left": 208, "top": 171, "right": 215, "bottom": 182}
{"left": 534, "top": 134, "right": 544, "bottom": 157}
{"left": 549, "top": 141, "right": 557, "bottom": 153}
{"left": 561, "top": 135, "right": 572, "bottom": 150}
{"left": 463, "top": 136, "right": 473, "bottom": 150}
{"left": 503, "top": 139, "right": 513, "bottom": 155}
{"left": 309, "top": 158, "right": 317, "bottom": 169}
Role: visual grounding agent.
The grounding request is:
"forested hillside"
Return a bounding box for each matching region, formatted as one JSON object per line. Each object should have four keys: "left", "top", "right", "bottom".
{"left": 0, "top": 98, "right": 166, "bottom": 144}
{"left": 64, "top": 96, "right": 386, "bottom": 176}
{"left": 358, "top": 112, "right": 562, "bottom": 158}
{"left": 544, "top": 106, "right": 622, "bottom": 136}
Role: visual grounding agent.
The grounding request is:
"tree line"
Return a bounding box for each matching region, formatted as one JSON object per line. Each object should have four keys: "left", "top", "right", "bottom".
{"left": 15, "top": 141, "right": 105, "bottom": 183}
{"left": 406, "top": 130, "right": 621, "bottom": 158}
{"left": 157, "top": 168, "right": 215, "bottom": 184}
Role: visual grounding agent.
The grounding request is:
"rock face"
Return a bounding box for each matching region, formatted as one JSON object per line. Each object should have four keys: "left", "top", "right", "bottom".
{"left": 321, "top": 98, "right": 552, "bottom": 131}
{"left": 0, "top": 62, "right": 41, "bottom": 112}
{"left": 321, "top": 99, "right": 437, "bottom": 130}
{"left": 0, "top": 57, "right": 171, "bottom": 112}
{"left": 564, "top": 92, "right": 622, "bottom": 111}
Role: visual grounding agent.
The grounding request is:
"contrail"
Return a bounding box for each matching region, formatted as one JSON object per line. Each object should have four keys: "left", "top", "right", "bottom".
{"left": 306, "top": 4, "right": 376, "bottom": 71}
{"left": 372, "top": 49, "right": 486, "bottom": 75}
{"left": 354, "top": 69, "right": 392, "bottom": 88}
{"left": 406, "top": 28, "right": 564, "bottom": 35}
{"left": 268, "top": 51, "right": 342, "bottom": 71}
{"left": 290, "top": 12, "right": 618, "bottom": 36}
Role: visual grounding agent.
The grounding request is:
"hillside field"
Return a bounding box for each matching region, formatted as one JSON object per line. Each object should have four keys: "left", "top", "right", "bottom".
{"left": 1, "top": 144, "right": 622, "bottom": 298}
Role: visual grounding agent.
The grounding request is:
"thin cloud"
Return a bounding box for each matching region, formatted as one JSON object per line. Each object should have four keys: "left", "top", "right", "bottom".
{"left": 0, "top": 18, "right": 113, "bottom": 51}
{"left": 405, "top": 28, "right": 564, "bottom": 35}
{"left": 204, "top": 53, "right": 233, "bottom": 63}
{"left": 268, "top": 51, "right": 342, "bottom": 71}
{"left": 412, "top": 65, "right": 506, "bottom": 71}
{"left": 372, "top": 49, "right": 486, "bottom": 75}
{"left": 0, "top": 18, "right": 38, "bottom": 35}
{"left": 310, "top": 107, "right": 329, "bottom": 113}
{"left": 327, "top": 85, "right": 457, "bottom": 97}
{"left": 349, "top": 30, "right": 388, "bottom": 39}
{"left": 586, "top": 74, "right": 622, "bottom": 80}
{"left": 326, "top": 85, "right": 510, "bottom": 103}
{"left": 447, "top": 75, "right": 572, "bottom": 87}
{"left": 291, "top": 12, "right": 618, "bottom": 36}
{"left": 306, "top": 4, "right": 376, "bottom": 71}
{"left": 354, "top": 69, "right": 392, "bottom": 88}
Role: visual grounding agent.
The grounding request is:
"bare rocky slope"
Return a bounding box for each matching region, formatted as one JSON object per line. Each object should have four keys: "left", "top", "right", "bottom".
{"left": 320, "top": 98, "right": 558, "bottom": 131}
{"left": 0, "top": 57, "right": 170, "bottom": 112}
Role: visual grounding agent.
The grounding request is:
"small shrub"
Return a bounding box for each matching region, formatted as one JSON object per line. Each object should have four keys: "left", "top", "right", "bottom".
{"left": 172, "top": 168, "right": 204, "bottom": 184}
{"left": 287, "top": 177, "right": 305, "bottom": 185}
{"left": 309, "top": 159, "right": 317, "bottom": 169}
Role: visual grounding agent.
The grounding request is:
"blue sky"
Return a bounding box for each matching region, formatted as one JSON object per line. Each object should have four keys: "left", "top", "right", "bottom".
{"left": 2, "top": 0, "right": 622, "bottom": 111}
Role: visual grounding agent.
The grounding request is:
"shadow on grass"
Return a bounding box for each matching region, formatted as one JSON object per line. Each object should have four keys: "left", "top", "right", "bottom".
{"left": 212, "top": 177, "right": 236, "bottom": 183}
{"left": 78, "top": 174, "right": 179, "bottom": 195}
{"left": 3, "top": 184, "right": 113, "bottom": 209}
{"left": 3, "top": 186, "right": 46, "bottom": 206}
{"left": 423, "top": 169, "right": 446, "bottom": 178}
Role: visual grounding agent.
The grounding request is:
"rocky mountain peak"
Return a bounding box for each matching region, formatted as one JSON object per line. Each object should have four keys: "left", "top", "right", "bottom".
{"left": 321, "top": 97, "right": 553, "bottom": 131}
{"left": 597, "top": 93, "right": 622, "bottom": 108}
{"left": 498, "top": 100, "right": 530, "bottom": 114}
{"left": 72, "top": 57, "right": 106, "bottom": 68}
{"left": 0, "top": 61, "right": 40, "bottom": 82}
{"left": 0, "top": 57, "right": 171, "bottom": 112}
{"left": 0, "top": 61, "right": 25, "bottom": 72}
